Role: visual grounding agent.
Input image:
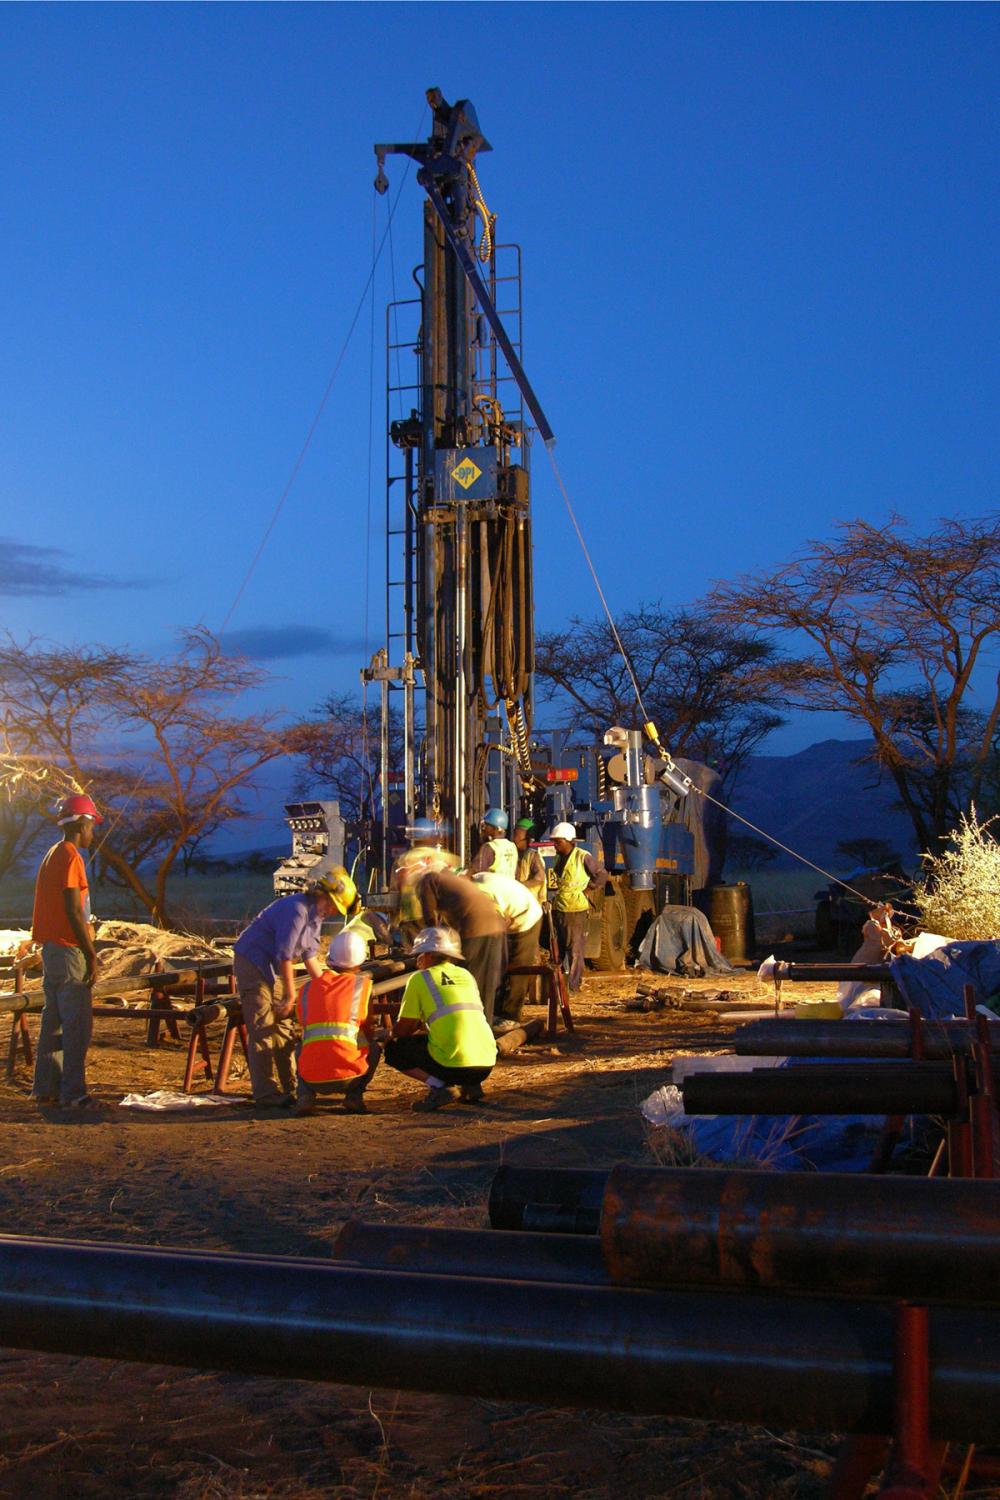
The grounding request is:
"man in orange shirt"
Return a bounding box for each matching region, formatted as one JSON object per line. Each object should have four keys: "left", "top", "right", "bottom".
{"left": 31, "top": 793, "right": 102, "bottom": 1109}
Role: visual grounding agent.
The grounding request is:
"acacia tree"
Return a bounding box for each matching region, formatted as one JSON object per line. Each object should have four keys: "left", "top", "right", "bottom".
{"left": 0, "top": 629, "right": 302, "bottom": 927}
{"left": 534, "top": 605, "right": 783, "bottom": 791}
{"left": 709, "top": 514, "right": 1000, "bottom": 852}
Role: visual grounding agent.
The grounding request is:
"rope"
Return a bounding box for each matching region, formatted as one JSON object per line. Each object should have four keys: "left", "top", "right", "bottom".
{"left": 466, "top": 161, "right": 496, "bottom": 264}
{"left": 543, "top": 445, "right": 878, "bottom": 906}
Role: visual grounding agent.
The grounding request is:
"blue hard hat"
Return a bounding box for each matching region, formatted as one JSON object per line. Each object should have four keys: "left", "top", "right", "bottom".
{"left": 483, "top": 808, "right": 508, "bottom": 831}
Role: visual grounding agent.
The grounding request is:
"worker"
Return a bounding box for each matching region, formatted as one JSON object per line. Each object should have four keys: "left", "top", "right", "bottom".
{"left": 294, "top": 928, "right": 381, "bottom": 1116}
{"left": 30, "top": 794, "right": 103, "bottom": 1110}
{"left": 550, "top": 822, "right": 606, "bottom": 993}
{"left": 232, "top": 867, "right": 356, "bottom": 1107}
{"left": 415, "top": 867, "right": 506, "bottom": 1024}
{"left": 389, "top": 817, "right": 458, "bottom": 941}
{"left": 471, "top": 870, "right": 543, "bottom": 1031}
{"left": 383, "top": 927, "right": 497, "bottom": 1111}
{"left": 512, "top": 817, "right": 546, "bottom": 900}
{"left": 468, "top": 808, "right": 518, "bottom": 877}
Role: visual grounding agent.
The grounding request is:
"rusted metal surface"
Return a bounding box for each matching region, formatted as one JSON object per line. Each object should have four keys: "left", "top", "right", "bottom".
{"left": 3, "top": 1231, "right": 1000, "bottom": 1440}
{"left": 489, "top": 1165, "right": 608, "bottom": 1234}
{"left": 735, "top": 1018, "right": 1000, "bottom": 1059}
{"left": 332, "top": 1219, "right": 609, "bottom": 1284}
{"left": 599, "top": 1166, "right": 1000, "bottom": 1304}
{"left": 682, "top": 1061, "right": 964, "bottom": 1116}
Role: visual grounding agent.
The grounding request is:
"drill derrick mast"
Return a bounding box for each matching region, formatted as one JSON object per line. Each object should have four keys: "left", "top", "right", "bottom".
{"left": 368, "top": 89, "right": 538, "bottom": 872}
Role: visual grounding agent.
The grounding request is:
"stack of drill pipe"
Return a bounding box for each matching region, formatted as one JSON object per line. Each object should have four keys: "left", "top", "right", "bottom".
{"left": 735, "top": 1017, "right": 1000, "bottom": 1059}
{"left": 4, "top": 1191, "right": 1000, "bottom": 1439}
{"left": 681, "top": 1060, "right": 974, "bottom": 1116}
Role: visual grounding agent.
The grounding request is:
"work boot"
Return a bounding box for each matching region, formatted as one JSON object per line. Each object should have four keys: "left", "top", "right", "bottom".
{"left": 343, "top": 1092, "right": 369, "bottom": 1115}
{"left": 459, "top": 1082, "right": 485, "bottom": 1105}
{"left": 492, "top": 1018, "right": 519, "bottom": 1036}
{"left": 411, "top": 1086, "right": 458, "bottom": 1113}
{"left": 292, "top": 1098, "right": 316, "bottom": 1117}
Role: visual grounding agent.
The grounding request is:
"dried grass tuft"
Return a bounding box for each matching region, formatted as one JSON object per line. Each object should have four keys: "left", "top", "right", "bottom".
{"left": 913, "top": 809, "right": 1000, "bottom": 941}
{"left": 644, "top": 1112, "right": 806, "bottom": 1171}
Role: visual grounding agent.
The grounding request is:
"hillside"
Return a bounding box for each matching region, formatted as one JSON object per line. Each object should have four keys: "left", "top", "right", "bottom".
{"left": 729, "top": 738, "right": 919, "bottom": 872}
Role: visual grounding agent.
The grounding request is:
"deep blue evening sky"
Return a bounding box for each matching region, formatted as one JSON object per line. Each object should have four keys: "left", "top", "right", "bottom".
{"left": 3, "top": 3, "right": 998, "bottom": 756}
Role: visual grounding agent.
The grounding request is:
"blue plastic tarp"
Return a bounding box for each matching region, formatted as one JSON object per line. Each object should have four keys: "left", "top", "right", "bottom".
{"left": 891, "top": 939, "right": 1000, "bottom": 1020}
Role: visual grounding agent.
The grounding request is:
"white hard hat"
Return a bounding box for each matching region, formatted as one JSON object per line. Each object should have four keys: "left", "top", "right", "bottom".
{"left": 410, "top": 926, "right": 464, "bottom": 962}
{"left": 327, "top": 929, "right": 369, "bottom": 969}
{"left": 551, "top": 822, "right": 577, "bottom": 842}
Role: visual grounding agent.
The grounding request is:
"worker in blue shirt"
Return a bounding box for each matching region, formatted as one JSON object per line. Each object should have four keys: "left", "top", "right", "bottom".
{"left": 232, "top": 869, "right": 357, "bottom": 1107}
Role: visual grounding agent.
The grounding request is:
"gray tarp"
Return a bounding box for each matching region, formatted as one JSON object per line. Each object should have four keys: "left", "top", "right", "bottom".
{"left": 675, "top": 758, "right": 727, "bottom": 889}
{"left": 637, "top": 904, "right": 736, "bottom": 976}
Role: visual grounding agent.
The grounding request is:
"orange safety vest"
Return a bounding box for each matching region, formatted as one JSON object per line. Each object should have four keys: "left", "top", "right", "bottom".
{"left": 296, "top": 971, "right": 372, "bottom": 1082}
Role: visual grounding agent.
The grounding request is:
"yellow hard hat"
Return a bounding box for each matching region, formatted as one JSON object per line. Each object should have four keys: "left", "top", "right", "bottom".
{"left": 312, "top": 866, "right": 359, "bottom": 916}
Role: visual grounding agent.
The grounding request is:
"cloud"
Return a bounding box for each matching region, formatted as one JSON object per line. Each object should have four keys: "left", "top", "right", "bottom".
{"left": 220, "top": 625, "right": 369, "bottom": 661}
{"left": 0, "top": 538, "right": 144, "bottom": 597}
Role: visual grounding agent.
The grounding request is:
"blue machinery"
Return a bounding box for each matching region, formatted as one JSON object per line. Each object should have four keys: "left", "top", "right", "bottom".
{"left": 361, "top": 89, "right": 694, "bottom": 961}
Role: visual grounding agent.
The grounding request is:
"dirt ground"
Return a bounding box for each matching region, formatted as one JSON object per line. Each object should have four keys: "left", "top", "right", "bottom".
{"left": 0, "top": 967, "right": 970, "bottom": 1499}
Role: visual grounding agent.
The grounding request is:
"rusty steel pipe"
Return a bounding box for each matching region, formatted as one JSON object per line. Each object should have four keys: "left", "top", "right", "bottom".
{"left": 600, "top": 1167, "right": 1000, "bottom": 1305}
{"left": 735, "top": 1019, "right": 1000, "bottom": 1060}
{"left": 4, "top": 1232, "right": 1000, "bottom": 1440}
{"left": 333, "top": 1219, "right": 609, "bottom": 1284}
{"left": 488, "top": 1165, "right": 608, "bottom": 1234}
{"left": 681, "top": 1062, "right": 964, "bottom": 1117}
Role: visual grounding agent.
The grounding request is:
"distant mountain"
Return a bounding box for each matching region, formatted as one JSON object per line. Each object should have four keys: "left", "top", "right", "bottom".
{"left": 728, "top": 739, "right": 920, "bottom": 873}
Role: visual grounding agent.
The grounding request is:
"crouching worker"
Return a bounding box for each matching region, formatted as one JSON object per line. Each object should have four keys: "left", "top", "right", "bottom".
{"left": 294, "top": 929, "right": 381, "bottom": 1116}
{"left": 384, "top": 928, "right": 497, "bottom": 1112}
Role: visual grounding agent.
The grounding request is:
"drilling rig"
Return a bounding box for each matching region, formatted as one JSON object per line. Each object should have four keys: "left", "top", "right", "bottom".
{"left": 280, "top": 88, "right": 700, "bottom": 968}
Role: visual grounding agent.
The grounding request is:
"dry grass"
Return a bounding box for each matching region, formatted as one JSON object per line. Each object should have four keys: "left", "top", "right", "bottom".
{"left": 913, "top": 809, "right": 1000, "bottom": 941}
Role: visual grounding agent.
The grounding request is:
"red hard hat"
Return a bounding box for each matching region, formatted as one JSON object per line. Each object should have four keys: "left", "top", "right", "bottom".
{"left": 56, "top": 794, "right": 103, "bottom": 825}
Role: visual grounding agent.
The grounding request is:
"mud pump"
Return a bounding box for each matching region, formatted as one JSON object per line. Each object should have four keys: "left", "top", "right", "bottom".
{"left": 354, "top": 88, "right": 703, "bottom": 965}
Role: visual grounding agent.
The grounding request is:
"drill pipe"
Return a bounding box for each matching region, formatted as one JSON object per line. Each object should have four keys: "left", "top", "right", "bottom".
{"left": 332, "top": 1220, "right": 609, "bottom": 1284}
{"left": 600, "top": 1166, "right": 1000, "bottom": 1304}
{"left": 682, "top": 1062, "right": 964, "bottom": 1117}
{"left": 488, "top": 1165, "right": 608, "bottom": 1234}
{"left": 735, "top": 1019, "right": 1000, "bottom": 1059}
{"left": 773, "top": 963, "right": 894, "bottom": 983}
{"left": 4, "top": 1232, "right": 1000, "bottom": 1440}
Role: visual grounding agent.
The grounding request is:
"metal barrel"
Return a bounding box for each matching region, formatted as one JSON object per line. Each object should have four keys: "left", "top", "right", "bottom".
{"left": 600, "top": 1166, "right": 1000, "bottom": 1305}
{"left": 488, "top": 1166, "right": 608, "bottom": 1234}
{"left": 735, "top": 1019, "right": 1000, "bottom": 1059}
{"left": 4, "top": 1232, "right": 1000, "bottom": 1440}
{"left": 698, "top": 883, "right": 755, "bottom": 963}
{"left": 332, "top": 1220, "right": 609, "bottom": 1284}
{"left": 682, "top": 1062, "right": 961, "bottom": 1116}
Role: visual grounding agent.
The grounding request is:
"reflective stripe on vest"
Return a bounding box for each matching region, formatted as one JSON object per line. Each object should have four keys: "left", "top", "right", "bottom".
{"left": 303, "top": 1020, "right": 360, "bottom": 1044}
{"left": 555, "top": 845, "right": 591, "bottom": 912}
{"left": 420, "top": 971, "right": 484, "bottom": 1021}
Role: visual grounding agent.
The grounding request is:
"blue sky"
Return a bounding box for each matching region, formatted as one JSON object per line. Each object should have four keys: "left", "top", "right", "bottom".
{"left": 3, "top": 2, "right": 998, "bottom": 760}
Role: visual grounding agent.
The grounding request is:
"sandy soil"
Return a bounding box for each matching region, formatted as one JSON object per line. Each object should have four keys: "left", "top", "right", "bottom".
{"left": 0, "top": 968, "right": 906, "bottom": 1499}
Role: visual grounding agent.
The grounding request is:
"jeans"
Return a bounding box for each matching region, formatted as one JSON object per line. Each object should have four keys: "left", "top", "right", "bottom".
{"left": 34, "top": 943, "right": 93, "bottom": 1104}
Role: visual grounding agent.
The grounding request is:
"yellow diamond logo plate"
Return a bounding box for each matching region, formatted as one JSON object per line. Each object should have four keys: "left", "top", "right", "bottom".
{"left": 451, "top": 457, "right": 482, "bottom": 490}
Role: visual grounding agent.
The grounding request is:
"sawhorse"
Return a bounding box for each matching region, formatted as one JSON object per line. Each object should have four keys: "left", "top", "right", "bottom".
{"left": 183, "top": 998, "right": 249, "bottom": 1093}
{"left": 506, "top": 962, "right": 574, "bottom": 1040}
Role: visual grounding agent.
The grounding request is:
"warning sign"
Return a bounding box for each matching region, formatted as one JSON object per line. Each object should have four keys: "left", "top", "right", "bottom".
{"left": 451, "top": 457, "right": 482, "bottom": 490}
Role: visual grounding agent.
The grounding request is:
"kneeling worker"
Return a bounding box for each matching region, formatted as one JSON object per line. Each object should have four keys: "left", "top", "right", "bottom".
{"left": 295, "top": 928, "right": 382, "bottom": 1116}
{"left": 384, "top": 928, "right": 497, "bottom": 1112}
